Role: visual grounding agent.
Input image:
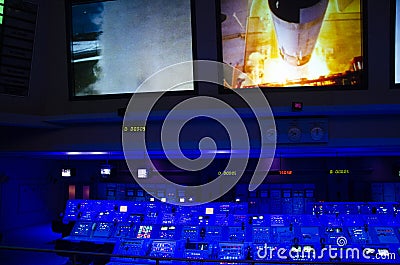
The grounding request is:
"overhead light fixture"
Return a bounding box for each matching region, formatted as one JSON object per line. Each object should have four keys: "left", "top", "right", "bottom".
{"left": 66, "top": 151, "right": 108, "bottom": 155}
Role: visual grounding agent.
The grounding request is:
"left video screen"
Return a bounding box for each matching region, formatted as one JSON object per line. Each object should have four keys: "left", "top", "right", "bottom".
{"left": 67, "top": 0, "right": 194, "bottom": 97}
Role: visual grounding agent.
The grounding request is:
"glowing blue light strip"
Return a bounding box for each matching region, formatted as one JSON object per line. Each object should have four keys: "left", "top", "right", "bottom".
{"left": 66, "top": 151, "right": 109, "bottom": 155}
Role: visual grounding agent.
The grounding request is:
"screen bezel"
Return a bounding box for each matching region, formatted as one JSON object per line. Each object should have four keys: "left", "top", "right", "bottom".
{"left": 390, "top": 0, "right": 400, "bottom": 89}
{"left": 65, "top": 0, "right": 198, "bottom": 100}
{"left": 217, "top": 0, "right": 368, "bottom": 94}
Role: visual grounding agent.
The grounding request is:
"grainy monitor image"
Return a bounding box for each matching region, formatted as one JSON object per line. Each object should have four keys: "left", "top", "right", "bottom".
{"left": 69, "top": 0, "right": 194, "bottom": 97}
{"left": 221, "top": 0, "right": 363, "bottom": 89}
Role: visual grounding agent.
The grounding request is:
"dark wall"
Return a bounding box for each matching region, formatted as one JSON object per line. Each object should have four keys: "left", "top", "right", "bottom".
{"left": 0, "top": 156, "right": 63, "bottom": 230}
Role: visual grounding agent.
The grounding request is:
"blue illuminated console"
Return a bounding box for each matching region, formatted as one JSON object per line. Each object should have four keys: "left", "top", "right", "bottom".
{"left": 56, "top": 200, "right": 400, "bottom": 264}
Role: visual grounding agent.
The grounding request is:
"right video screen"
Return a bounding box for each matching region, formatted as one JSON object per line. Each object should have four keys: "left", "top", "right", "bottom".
{"left": 220, "top": 0, "right": 365, "bottom": 90}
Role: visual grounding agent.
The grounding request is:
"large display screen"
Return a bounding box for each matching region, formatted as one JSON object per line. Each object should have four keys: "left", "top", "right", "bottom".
{"left": 220, "top": 0, "right": 365, "bottom": 89}
{"left": 67, "top": 0, "right": 194, "bottom": 98}
{"left": 395, "top": 0, "right": 400, "bottom": 86}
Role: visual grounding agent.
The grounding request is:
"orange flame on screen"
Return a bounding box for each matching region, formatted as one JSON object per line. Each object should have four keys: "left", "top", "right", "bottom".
{"left": 245, "top": 47, "right": 331, "bottom": 87}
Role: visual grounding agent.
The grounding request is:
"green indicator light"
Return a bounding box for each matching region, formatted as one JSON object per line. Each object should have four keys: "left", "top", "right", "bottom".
{"left": 0, "top": 0, "right": 4, "bottom": 5}
{"left": 0, "top": 5, "right": 3, "bottom": 14}
{"left": 0, "top": 16, "right": 2, "bottom": 25}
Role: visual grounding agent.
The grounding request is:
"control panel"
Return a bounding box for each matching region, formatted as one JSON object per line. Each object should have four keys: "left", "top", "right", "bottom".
{"left": 114, "top": 239, "right": 145, "bottom": 256}
{"left": 57, "top": 200, "right": 400, "bottom": 265}
{"left": 183, "top": 242, "right": 211, "bottom": 260}
{"left": 93, "top": 222, "right": 115, "bottom": 238}
{"left": 136, "top": 225, "right": 153, "bottom": 239}
{"left": 375, "top": 227, "right": 399, "bottom": 244}
{"left": 218, "top": 242, "right": 245, "bottom": 260}
{"left": 252, "top": 227, "right": 270, "bottom": 243}
{"left": 70, "top": 221, "right": 93, "bottom": 237}
{"left": 149, "top": 240, "right": 177, "bottom": 258}
{"left": 181, "top": 226, "right": 199, "bottom": 241}
{"left": 158, "top": 226, "right": 176, "bottom": 240}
